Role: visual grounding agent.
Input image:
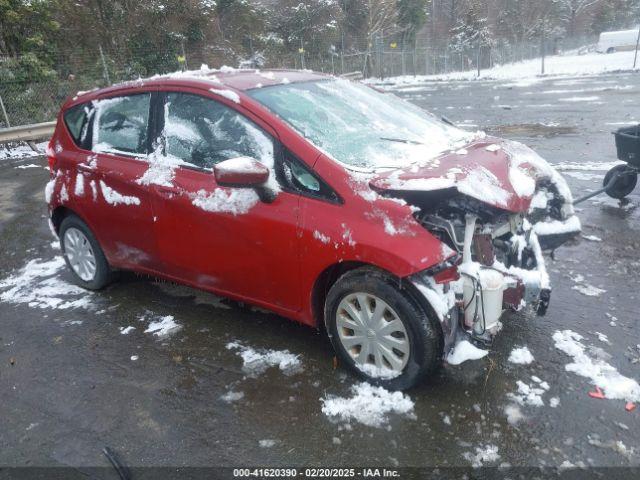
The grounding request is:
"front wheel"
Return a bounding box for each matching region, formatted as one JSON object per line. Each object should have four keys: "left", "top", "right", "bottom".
{"left": 604, "top": 164, "right": 637, "bottom": 199}
{"left": 59, "top": 215, "right": 113, "bottom": 290}
{"left": 324, "top": 267, "right": 443, "bottom": 391}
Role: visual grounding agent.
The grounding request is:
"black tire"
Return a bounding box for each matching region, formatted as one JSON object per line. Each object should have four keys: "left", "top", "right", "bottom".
{"left": 603, "top": 165, "right": 637, "bottom": 199}
{"left": 606, "top": 47, "right": 616, "bottom": 54}
{"left": 324, "top": 267, "right": 443, "bottom": 391}
{"left": 59, "top": 214, "right": 113, "bottom": 290}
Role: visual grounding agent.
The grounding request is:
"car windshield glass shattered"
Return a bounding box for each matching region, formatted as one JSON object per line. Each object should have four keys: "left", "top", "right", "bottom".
{"left": 248, "top": 79, "right": 473, "bottom": 170}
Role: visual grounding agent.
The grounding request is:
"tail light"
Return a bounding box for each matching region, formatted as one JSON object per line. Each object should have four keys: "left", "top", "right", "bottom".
{"left": 46, "top": 142, "right": 57, "bottom": 176}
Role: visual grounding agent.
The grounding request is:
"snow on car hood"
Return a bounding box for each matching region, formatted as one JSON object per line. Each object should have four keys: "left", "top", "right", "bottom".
{"left": 369, "top": 138, "right": 556, "bottom": 213}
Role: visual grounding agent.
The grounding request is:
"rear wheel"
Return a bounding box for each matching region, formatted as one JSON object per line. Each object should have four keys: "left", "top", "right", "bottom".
{"left": 604, "top": 164, "right": 637, "bottom": 199}
{"left": 606, "top": 47, "right": 616, "bottom": 54}
{"left": 60, "top": 215, "right": 113, "bottom": 290}
{"left": 325, "top": 267, "right": 443, "bottom": 391}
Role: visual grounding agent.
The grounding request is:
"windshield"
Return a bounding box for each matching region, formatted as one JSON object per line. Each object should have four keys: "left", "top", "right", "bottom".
{"left": 248, "top": 79, "right": 473, "bottom": 170}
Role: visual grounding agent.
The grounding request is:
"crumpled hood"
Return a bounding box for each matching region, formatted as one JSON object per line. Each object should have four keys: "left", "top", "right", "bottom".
{"left": 369, "top": 138, "right": 542, "bottom": 213}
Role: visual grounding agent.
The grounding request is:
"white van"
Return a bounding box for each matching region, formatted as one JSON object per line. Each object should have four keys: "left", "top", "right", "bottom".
{"left": 597, "top": 29, "right": 640, "bottom": 53}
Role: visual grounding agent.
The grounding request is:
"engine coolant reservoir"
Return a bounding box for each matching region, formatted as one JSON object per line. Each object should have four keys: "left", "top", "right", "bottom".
{"left": 463, "top": 269, "right": 505, "bottom": 333}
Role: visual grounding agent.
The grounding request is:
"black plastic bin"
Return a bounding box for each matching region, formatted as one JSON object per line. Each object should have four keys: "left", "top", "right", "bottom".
{"left": 614, "top": 125, "right": 640, "bottom": 167}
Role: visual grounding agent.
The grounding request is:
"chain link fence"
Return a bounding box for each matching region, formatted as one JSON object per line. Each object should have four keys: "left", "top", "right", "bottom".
{"left": 0, "top": 33, "right": 597, "bottom": 129}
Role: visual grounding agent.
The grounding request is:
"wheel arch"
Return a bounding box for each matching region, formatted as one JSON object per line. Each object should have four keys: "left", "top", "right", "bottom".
{"left": 311, "top": 261, "right": 445, "bottom": 345}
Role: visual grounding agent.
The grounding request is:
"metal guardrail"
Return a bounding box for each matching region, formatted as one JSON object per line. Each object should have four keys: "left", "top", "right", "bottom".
{"left": 0, "top": 121, "right": 55, "bottom": 143}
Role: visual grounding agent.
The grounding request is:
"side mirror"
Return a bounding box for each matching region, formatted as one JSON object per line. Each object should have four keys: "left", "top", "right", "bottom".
{"left": 214, "top": 157, "right": 269, "bottom": 187}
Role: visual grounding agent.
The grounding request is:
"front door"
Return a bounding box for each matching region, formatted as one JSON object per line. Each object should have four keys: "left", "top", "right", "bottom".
{"left": 149, "top": 91, "right": 302, "bottom": 312}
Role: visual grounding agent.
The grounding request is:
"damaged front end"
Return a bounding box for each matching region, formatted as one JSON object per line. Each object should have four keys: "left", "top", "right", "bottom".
{"left": 407, "top": 187, "right": 575, "bottom": 354}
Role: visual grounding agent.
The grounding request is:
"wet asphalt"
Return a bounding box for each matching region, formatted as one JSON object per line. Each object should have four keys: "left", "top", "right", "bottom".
{"left": 1, "top": 72, "right": 639, "bottom": 475}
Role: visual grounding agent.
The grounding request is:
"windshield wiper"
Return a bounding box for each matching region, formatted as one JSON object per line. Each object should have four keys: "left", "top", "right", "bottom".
{"left": 379, "top": 137, "right": 424, "bottom": 145}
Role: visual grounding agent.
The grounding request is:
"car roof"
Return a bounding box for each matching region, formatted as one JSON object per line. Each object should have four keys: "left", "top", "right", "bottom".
{"left": 66, "top": 68, "right": 331, "bottom": 108}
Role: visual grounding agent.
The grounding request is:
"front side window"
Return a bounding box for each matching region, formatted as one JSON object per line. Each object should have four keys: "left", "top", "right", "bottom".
{"left": 92, "top": 94, "right": 151, "bottom": 156}
{"left": 163, "top": 92, "right": 274, "bottom": 170}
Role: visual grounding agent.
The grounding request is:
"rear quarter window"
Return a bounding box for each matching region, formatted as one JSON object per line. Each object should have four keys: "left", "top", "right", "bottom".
{"left": 63, "top": 104, "right": 91, "bottom": 148}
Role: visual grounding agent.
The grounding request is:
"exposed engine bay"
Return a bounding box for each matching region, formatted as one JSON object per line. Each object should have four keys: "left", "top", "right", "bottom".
{"left": 404, "top": 188, "right": 578, "bottom": 354}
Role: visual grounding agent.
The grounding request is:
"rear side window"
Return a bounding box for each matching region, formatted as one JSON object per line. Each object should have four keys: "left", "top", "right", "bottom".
{"left": 92, "top": 94, "right": 151, "bottom": 156}
{"left": 162, "top": 92, "right": 274, "bottom": 170}
{"left": 63, "top": 104, "right": 90, "bottom": 148}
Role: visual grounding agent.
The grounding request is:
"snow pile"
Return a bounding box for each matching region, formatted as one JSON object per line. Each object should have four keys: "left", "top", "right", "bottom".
{"left": 508, "top": 346, "right": 535, "bottom": 365}
{"left": 504, "top": 404, "right": 525, "bottom": 426}
{"left": 220, "top": 390, "right": 244, "bottom": 403}
{"left": 120, "top": 326, "right": 135, "bottom": 335}
{"left": 258, "top": 439, "right": 276, "bottom": 448}
{"left": 372, "top": 49, "right": 640, "bottom": 85}
{"left": 508, "top": 377, "right": 550, "bottom": 407}
{"left": 192, "top": 188, "right": 260, "bottom": 216}
{"left": 572, "top": 283, "right": 606, "bottom": 297}
{"left": 462, "top": 444, "right": 501, "bottom": 468}
{"left": 553, "top": 330, "right": 640, "bottom": 402}
{"left": 320, "top": 382, "right": 415, "bottom": 427}
{"left": 15, "top": 163, "right": 41, "bottom": 169}
{"left": 356, "top": 363, "right": 401, "bottom": 379}
{"left": 226, "top": 341, "right": 303, "bottom": 376}
{"left": 446, "top": 339, "right": 488, "bottom": 365}
{"left": 144, "top": 315, "right": 182, "bottom": 337}
{"left": 0, "top": 257, "right": 92, "bottom": 310}
{"left": 99, "top": 180, "right": 141, "bottom": 206}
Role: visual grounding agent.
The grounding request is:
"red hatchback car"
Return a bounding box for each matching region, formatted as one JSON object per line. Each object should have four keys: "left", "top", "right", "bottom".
{"left": 46, "top": 68, "right": 580, "bottom": 389}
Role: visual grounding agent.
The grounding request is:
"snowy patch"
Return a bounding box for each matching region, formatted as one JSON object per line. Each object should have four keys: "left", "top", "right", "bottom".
{"left": 15, "top": 163, "right": 40, "bottom": 169}
{"left": 508, "top": 377, "right": 550, "bottom": 407}
{"left": 144, "top": 315, "right": 181, "bottom": 337}
{"left": 582, "top": 234, "right": 602, "bottom": 242}
{"left": 463, "top": 444, "right": 500, "bottom": 468}
{"left": 192, "top": 188, "right": 259, "bottom": 216}
{"left": 356, "top": 363, "right": 401, "bottom": 379}
{"left": 226, "top": 341, "right": 302, "bottom": 376}
{"left": 549, "top": 397, "right": 560, "bottom": 408}
{"left": 559, "top": 96, "right": 600, "bottom": 102}
{"left": 258, "top": 439, "right": 276, "bottom": 448}
{"left": 485, "top": 144, "right": 501, "bottom": 152}
{"left": 446, "top": 340, "right": 488, "bottom": 365}
{"left": 508, "top": 346, "right": 535, "bottom": 365}
{"left": 533, "top": 216, "right": 582, "bottom": 236}
{"left": 553, "top": 330, "right": 640, "bottom": 402}
{"left": 0, "top": 257, "right": 92, "bottom": 310}
{"left": 74, "top": 174, "right": 85, "bottom": 197}
{"left": 321, "top": 382, "right": 415, "bottom": 427}
{"left": 504, "top": 404, "right": 524, "bottom": 426}
{"left": 221, "top": 390, "right": 244, "bottom": 403}
{"left": 572, "top": 284, "right": 606, "bottom": 297}
{"left": 0, "top": 142, "right": 47, "bottom": 160}
{"left": 120, "top": 326, "right": 135, "bottom": 335}
{"left": 313, "top": 230, "right": 331, "bottom": 244}
{"left": 99, "top": 180, "right": 140, "bottom": 206}
{"left": 209, "top": 88, "right": 241, "bottom": 104}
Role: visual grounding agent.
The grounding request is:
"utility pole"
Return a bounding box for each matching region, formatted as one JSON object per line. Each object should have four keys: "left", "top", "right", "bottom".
{"left": 541, "top": 29, "right": 546, "bottom": 75}
{"left": 99, "top": 45, "right": 111, "bottom": 85}
{"left": 634, "top": 25, "right": 640, "bottom": 68}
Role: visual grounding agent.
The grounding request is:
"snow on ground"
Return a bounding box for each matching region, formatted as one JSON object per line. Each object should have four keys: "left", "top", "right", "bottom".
{"left": 226, "top": 341, "right": 303, "bottom": 376}
{"left": 0, "top": 142, "right": 47, "bottom": 161}
{"left": 220, "top": 390, "right": 244, "bottom": 403}
{"left": 321, "top": 382, "right": 415, "bottom": 428}
{"left": 553, "top": 330, "right": 640, "bottom": 402}
{"left": 0, "top": 257, "right": 92, "bottom": 310}
{"left": 15, "top": 164, "right": 41, "bottom": 169}
{"left": 446, "top": 339, "right": 488, "bottom": 365}
{"left": 504, "top": 404, "right": 525, "bottom": 426}
{"left": 462, "top": 444, "right": 501, "bottom": 468}
{"left": 370, "top": 50, "right": 640, "bottom": 87}
{"left": 572, "top": 283, "right": 606, "bottom": 297}
{"left": 119, "top": 326, "right": 135, "bottom": 335}
{"left": 508, "top": 377, "right": 550, "bottom": 407}
{"left": 508, "top": 346, "right": 535, "bottom": 365}
{"left": 143, "top": 314, "right": 182, "bottom": 337}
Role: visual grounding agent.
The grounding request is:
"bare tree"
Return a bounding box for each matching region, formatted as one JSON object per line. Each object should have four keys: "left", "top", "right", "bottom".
{"left": 559, "top": 0, "right": 606, "bottom": 36}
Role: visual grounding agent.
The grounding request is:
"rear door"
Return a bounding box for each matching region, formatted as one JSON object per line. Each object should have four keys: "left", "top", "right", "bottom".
{"left": 83, "top": 92, "right": 158, "bottom": 269}
{"left": 148, "top": 90, "right": 302, "bottom": 312}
